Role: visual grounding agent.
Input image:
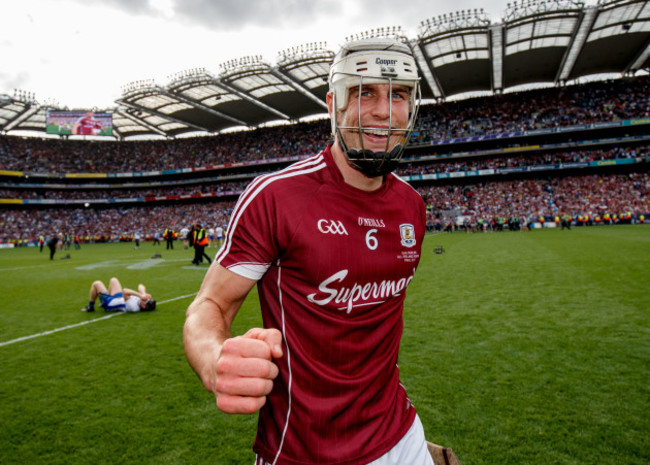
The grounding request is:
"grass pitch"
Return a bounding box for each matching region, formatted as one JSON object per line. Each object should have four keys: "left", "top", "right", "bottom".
{"left": 1, "top": 226, "right": 648, "bottom": 464}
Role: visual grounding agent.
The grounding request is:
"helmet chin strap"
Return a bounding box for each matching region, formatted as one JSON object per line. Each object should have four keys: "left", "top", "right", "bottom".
{"left": 337, "top": 135, "right": 405, "bottom": 178}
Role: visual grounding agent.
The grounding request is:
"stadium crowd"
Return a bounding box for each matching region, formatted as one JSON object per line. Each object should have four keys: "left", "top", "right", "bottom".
{"left": 1, "top": 171, "right": 647, "bottom": 245}
{"left": 420, "top": 172, "right": 648, "bottom": 231}
{"left": 0, "top": 201, "right": 235, "bottom": 246}
{"left": 399, "top": 145, "right": 647, "bottom": 176}
{"left": 413, "top": 76, "right": 650, "bottom": 143}
{"left": 0, "top": 77, "right": 647, "bottom": 174}
{"left": 1, "top": 145, "right": 647, "bottom": 202}
{"left": 0, "top": 181, "right": 246, "bottom": 201}
{"left": 0, "top": 76, "right": 648, "bottom": 245}
{"left": 0, "top": 120, "right": 330, "bottom": 173}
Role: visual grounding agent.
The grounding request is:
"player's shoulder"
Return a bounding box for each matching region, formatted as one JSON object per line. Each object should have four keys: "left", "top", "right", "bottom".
{"left": 388, "top": 173, "right": 425, "bottom": 203}
{"left": 247, "top": 152, "right": 328, "bottom": 196}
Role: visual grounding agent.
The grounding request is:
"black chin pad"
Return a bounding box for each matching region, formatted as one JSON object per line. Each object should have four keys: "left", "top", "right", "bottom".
{"left": 347, "top": 145, "right": 403, "bottom": 177}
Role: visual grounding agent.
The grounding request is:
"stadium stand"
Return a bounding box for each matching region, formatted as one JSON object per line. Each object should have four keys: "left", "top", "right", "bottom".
{"left": 2, "top": 0, "right": 648, "bottom": 139}
{"left": 0, "top": 76, "right": 648, "bottom": 244}
{"left": 0, "top": 0, "right": 648, "bottom": 245}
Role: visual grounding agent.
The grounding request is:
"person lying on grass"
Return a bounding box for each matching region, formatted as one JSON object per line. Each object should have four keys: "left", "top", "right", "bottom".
{"left": 81, "top": 277, "right": 156, "bottom": 313}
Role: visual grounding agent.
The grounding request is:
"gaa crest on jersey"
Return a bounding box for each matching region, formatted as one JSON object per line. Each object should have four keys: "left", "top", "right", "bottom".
{"left": 399, "top": 223, "right": 416, "bottom": 247}
{"left": 317, "top": 219, "right": 348, "bottom": 235}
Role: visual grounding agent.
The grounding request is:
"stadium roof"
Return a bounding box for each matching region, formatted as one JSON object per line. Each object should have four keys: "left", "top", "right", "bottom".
{"left": 1, "top": 0, "right": 648, "bottom": 140}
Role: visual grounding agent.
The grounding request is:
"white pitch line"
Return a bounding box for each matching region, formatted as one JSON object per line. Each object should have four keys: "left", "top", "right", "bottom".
{"left": 0, "top": 292, "right": 197, "bottom": 348}
{"left": 0, "top": 264, "right": 51, "bottom": 272}
{"left": 158, "top": 292, "right": 198, "bottom": 303}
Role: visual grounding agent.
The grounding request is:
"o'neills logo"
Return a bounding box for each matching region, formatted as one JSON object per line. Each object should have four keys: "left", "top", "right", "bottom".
{"left": 307, "top": 268, "right": 416, "bottom": 314}
{"left": 376, "top": 58, "right": 398, "bottom": 66}
{"left": 358, "top": 217, "right": 386, "bottom": 228}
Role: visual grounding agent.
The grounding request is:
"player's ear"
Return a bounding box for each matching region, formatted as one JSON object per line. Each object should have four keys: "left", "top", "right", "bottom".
{"left": 326, "top": 92, "right": 333, "bottom": 116}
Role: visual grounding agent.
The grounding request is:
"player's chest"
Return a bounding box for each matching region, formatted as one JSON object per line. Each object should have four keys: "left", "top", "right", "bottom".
{"left": 279, "top": 194, "right": 422, "bottom": 283}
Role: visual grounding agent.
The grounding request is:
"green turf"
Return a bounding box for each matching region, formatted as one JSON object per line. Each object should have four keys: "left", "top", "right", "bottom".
{"left": 1, "top": 226, "right": 648, "bottom": 464}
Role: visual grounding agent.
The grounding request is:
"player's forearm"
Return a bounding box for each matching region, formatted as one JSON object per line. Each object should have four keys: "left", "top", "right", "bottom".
{"left": 122, "top": 287, "right": 144, "bottom": 299}
{"left": 184, "top": 263, "right": 256, "bottom": 394}
{"left": 183, "top": 299, "right": 233, "bottom": 392}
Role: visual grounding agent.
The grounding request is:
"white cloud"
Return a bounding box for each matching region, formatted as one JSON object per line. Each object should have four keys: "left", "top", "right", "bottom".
{"left": 2, "top": 0, "right": 598, "bottom": 109}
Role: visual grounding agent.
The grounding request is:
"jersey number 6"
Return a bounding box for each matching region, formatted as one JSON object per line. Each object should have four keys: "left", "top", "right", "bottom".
{"left": 366, "top": 229, "right": 378, "bottom": 251}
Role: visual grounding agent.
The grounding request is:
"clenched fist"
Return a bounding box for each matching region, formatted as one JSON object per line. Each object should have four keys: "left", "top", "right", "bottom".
{"left": 214, "top": 328, "right": 283, "bottom": 414}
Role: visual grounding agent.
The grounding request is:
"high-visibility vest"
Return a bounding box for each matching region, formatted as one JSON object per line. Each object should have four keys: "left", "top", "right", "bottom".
{"left": 195, "top": 229, "right": 209, "bottom": 246}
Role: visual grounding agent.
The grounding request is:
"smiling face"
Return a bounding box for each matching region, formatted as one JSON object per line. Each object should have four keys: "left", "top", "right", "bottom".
{"left": 327, "top": 80, "right": 416, "bottom": 178}
{"left": 326, "top": 38, "right": 421, "bottom": 178}
{"left": 331, "top": 82, "right": 411, "bottom": 156}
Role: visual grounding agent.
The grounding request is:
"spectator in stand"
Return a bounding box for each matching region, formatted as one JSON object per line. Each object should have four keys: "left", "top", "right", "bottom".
{"left": 0, "top": 76, "right": 647, "bottom": 174}
{"left": 0, "top": 170, "right": 647, "bottom": 246}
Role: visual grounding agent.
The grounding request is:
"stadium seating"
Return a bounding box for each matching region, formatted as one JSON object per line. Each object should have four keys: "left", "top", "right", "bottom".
{"left": 0, "top": 76, "right": 648, "bottom": 244}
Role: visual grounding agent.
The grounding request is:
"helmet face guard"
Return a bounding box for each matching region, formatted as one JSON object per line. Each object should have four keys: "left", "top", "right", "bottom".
{"left": 329, "top": 39, "right": 421, "bottom": 177}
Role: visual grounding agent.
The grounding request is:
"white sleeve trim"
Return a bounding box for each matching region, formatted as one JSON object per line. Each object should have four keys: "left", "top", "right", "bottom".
{"left": 226, "top": 263, "right": 271, "bottom": 281}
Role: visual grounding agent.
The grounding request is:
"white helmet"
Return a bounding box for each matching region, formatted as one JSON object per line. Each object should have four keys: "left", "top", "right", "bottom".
{"left": 328, "top": 38, "right": 421, "bottom": 177}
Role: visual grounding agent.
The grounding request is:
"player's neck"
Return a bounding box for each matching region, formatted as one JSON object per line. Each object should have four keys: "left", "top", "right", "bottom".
{"left": 331, "top": 142, "right": 383, "bottom": 192}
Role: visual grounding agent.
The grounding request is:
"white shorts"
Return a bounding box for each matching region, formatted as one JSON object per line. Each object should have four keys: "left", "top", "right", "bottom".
{"left": 366, "top": 415, "right": 434, "bottom": 465}
{"left": 255, "top": 414, "right": 433, "bottom": 465}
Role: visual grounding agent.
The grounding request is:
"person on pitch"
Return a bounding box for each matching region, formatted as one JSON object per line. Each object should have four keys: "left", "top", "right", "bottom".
{"left": 184, "top": 37, "right": 430, "bottom": 464}
{"left": 81, "top": 277, "right": 156, "bottom": 313}
{"left": 190, "top": 223, "right": 212, "bottom": 266}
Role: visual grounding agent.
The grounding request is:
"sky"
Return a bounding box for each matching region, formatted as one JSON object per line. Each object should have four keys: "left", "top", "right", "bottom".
{"left": 1, "top": 0, "right": 593, "bottom": 110}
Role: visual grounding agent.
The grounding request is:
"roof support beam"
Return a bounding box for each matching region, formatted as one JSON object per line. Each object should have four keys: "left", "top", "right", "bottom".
{"left": 117, "top": 109, "right": 168, "bottom": 137}
{"left": 269, "top": 69, "right": 329, "bottom": 110}
{"left": 489, "top": 24, "right": 505, "bottom": 92}
{"left": 162, "top": 86, "right": 250, "bottom": 127}
{"left": 412, "top": 42, "right": 445, "bottom": 99}
{"left": 3, "top": 104, "right": 39, "bottom": 132}
{"left": 557, "top": 7, "right": 598, "bottom": 83}
{"left": 625, "top": 37, "right": 650, "bottom": 74}
{"left": 115, "top": 99, "right": 213, "bottom": 134}
{"left": 218, "top": 80, "right": 291, "bottom": 121}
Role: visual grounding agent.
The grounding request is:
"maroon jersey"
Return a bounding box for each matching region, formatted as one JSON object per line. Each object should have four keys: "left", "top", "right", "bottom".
{"left": 75, "top": 117, "right": 103, "bottom": 135}
{"left": 216, "top": 144, "right": 426, "bottom": 465}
